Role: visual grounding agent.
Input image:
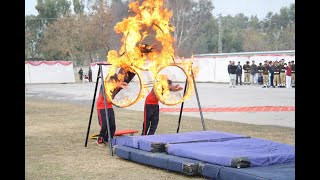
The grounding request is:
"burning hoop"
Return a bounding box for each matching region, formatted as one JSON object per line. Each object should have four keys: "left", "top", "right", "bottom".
{"left": 153, "top": 64, "right": 194, "bottom": 106}
{"left": 104, "top": 65, "right": 143, "bottom": 108}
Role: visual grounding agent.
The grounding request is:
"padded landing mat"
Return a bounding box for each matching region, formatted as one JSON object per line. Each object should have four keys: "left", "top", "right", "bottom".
{"left": 199, "top": 162, "right": 295, "bottom": 180}
{"left": 114, "top": 145, "right": 295, "bottom": 180}
{"left": 114, "top": 145, "right": 202, "bottom": 176}
{"left": 114, "top": 130, "right": 248, "bottom": 152}
{"left": 166, "top": 138, "right": 295, "bottom": 168}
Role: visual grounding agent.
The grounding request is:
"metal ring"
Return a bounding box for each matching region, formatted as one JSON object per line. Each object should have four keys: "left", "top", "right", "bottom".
{"left": 153, "top": 64, "right": 193, "bottom": 106}
{"left": 104, "top": 66, "right": 143, "bottom": 108}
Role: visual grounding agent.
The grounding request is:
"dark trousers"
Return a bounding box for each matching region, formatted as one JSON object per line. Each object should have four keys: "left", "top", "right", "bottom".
{"left": 142, "top": 104, "right": 159, "bottom": 135}
{"left": 236, "top": 74, "right": 242, "bottom": 85}
{"left": 89, "top": 75, "right": 92, "bottom": 82}
{"left": 270, "top": 74, "right": 274, "bottom": 87}
{"left": 97, "top": 108, "right": 116, "bottom": 142}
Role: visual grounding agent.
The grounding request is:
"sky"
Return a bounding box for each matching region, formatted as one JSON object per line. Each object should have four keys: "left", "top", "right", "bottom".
{"left": 25, "top": 0, "right": 295, "bottom": 19}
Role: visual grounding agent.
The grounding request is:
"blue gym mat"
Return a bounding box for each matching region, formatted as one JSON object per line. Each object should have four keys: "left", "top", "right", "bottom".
{"left": 113, "top": 130, "right": 249, "bottom": 152}
{"left": 166, "top": 138, "right": 295, "bottom": 168}
{"left": 114, "top": 145, "right": 202, "bottom": 176}
{"left": 199, "top": 162, "right": 295, "bottom": 180}
{"left": 114, "top": 145, "right": 295, "bottom": 179}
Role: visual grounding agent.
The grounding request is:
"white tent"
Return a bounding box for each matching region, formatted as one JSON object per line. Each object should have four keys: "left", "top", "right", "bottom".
{"left": 25, "top": 61, "right": 75, "bottom": 84}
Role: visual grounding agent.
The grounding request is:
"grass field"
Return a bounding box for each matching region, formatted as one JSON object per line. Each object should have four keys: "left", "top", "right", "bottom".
{"left": 25, "top": 97, "right": 294, "bottom": 179}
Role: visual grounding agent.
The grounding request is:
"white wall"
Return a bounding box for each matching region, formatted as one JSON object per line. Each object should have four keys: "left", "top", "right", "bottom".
{"left": 89, "top": 53, "right": 295, "bottom": 83}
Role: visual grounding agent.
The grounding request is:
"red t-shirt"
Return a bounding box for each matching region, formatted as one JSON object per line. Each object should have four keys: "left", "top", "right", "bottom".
{"left": 285, "top": 66, "right": 292, "bottom": 76}
{"left": 145, "top": 89, "right": 159, "bottom": 105}
{"left": 96, "top": 92, "right": 112, "bottom": 109}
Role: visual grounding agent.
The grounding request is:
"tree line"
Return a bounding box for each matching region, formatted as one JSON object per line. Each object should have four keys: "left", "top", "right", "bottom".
{"left": 25, "top": 0, "right": 295, "bottom": 66}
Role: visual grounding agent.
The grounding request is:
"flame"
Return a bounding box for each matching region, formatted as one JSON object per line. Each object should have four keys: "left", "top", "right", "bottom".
{"left": 105, "top": 0, "right": 198, "bottom": 107}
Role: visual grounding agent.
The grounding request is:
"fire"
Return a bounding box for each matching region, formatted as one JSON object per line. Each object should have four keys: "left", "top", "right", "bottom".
{"left": 104, "top": 0, "right": 198, "bottom": 107}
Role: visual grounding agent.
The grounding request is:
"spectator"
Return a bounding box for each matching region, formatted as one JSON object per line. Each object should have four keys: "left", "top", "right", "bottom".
{"left": 285, "top": 62, "right": 292, "bottom": 88}
{"left": 250, "top": 60, "right": 258, "bottom": 84}
{"left": 279, "top": 59, "right": 286, "bottom": 87}
{"left": 268, "top": 61, "right": 275, "bottom": 88}
{"left": 227, "top": 61, "right": 232, "bottom": 75}
{"left": 291, "top": 61, "right": 295, "bottom": 86}
{"left": 262, "top": 60, "right": 269, "bottom": 88}
{"left": 243, "top": 61, "right": 250, "bottom": 85}
{"left": 78, "top": 68, "right": 83, "bottom": 82}
{"left": 88, "top": 67, "right": 92, "bottom": 82}
{"left": 236, "top": 61, "right": 242, "bottom": 85}
{"left": 273, "top": 61, "right": 281, "bottom": 87}
{"left": 229, "top": 61, "right": 237, "bottom": 88}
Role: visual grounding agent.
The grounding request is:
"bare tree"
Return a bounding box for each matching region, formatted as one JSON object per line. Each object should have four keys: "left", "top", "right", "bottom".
{"left": 166, "top": 0, "right": 214, "bottom": 56}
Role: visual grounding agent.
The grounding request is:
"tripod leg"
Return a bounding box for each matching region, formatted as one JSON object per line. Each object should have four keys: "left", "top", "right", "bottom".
{"left": 100, "top": 65, "right": 113, "bottom": 156}
{"left": 85, "top": 67, "right": 101, "bottom": 147}
{"left": 176, "top": 79, "right": 188, "bottom": 133}
{"left": 191, "top": 69, "right": 206, "bottom": 131}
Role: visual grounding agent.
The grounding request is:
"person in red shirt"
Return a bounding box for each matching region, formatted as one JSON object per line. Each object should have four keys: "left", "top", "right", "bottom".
{"left": 285, "top": 62, "right": 292, "bottom": 88}
{"left": 96, "top": 74, "right": 128, "bottom": 146}
{"left": 142, "top": 79, "right": 183, "bottom": 135}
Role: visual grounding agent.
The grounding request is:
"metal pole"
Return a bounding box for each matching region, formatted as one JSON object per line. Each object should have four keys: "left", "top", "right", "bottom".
{"left": 100, "top": 65, "right": 113, "bottom": 156}
{"left": 191, "top": 69, "right": 206, "bottom": 131}
{"left": 176, "top": 78, "right": 188, "bottom": 133}
{"left": 85, "top": 67, "right": 101, "bottom": 147}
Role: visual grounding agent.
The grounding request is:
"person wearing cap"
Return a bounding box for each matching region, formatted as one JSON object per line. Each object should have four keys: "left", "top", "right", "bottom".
{"left": 268, "top": 61, "right": 275, "bottom": 87}
{"left": 262, "top": 60, "right": 269, "bottom": 88}
{"left": 236, "top": 61, "right": 243, "bottom": 85}
{"left": 250, "top": 60, "right": 258, "bottom": 85}
{"left": 279, "top": 59, "right": 286, "bottom": 87}
{"left": 291, "top": 61, "right": 295, "bottom": 86}
{"left": 243, "top": 61, "right": 251, "bottom": 85}
{"left": 273, "top": 61, "right": 281, "bottom": 87}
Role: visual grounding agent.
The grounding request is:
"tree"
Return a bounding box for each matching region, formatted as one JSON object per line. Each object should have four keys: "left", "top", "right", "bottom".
{"left": 73, "top": 0, "right": 85, "bottom": 15}
{"left": 35, "top": 0, "right": 71, "bottom": 24}
{"left": 191, "top": 18, "right": 219, "bottom": 54}
{"left": 243, "top": 28, "right": 268, "bottom": 52}
{"left": 25, "top": 15, "right": 43, "bottom": 59}
{"left": 167, "top": 0, "right": 214, "bottom": 56}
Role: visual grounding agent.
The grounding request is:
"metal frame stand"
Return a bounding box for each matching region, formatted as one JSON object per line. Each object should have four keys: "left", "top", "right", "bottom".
{"left": 84, "top": 63, "right": 114, "bottom": 156}
{"left": 85, "top": 63, "right": 206, "bottom": 156}
{"left": 177, "top": 69, "right": 206, "bottom": 133}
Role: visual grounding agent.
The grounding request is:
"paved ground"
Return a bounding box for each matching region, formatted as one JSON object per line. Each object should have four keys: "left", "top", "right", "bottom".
{"left": 25, "top": 82, "right": 295, "bottom": 128}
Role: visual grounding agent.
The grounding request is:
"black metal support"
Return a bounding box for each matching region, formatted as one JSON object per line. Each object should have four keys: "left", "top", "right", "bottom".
{"left": 100, "top": 65, "right": 113, "bottom": 156}
{"left": 191, "top": 69, "right": 206, "bottom": 131}
{"left": 85, "top": 67, "right": 101, "bottom": 147}
{"left": 176, "top": 78, "right": 188, "bottom": 133}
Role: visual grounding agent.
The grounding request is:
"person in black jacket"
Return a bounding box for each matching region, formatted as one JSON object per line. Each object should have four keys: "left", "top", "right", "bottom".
{"left": 273, "top": 61, "right": 280, "bottom": 87}
{"left": 279, "top": 59, "right": 286, "bottom": 87}
{"left": 236, "top": 61, "right": 242, "bottom": 85}
{"left": 243, "top": 61, "right": 250, "bottom": 85}
{"left": 227, "top": 61, "right": 232, "bottom": 75}
{"left": 78, "top": 68, "right": 83, "bottom": 82}
{"left": 250, "top": 60, "right": 258, "bottom": 84}
{"left": 229, "top": 61, "right": 237, "bottom": 88}
{"left": 262, "top": 60, "right": 269, "bottom": 88}
{"left": 268, "top": 61, "right": 275, "bottom": 87}
{"left": 88, "top": 67, "right": 92, "bottom": 82}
